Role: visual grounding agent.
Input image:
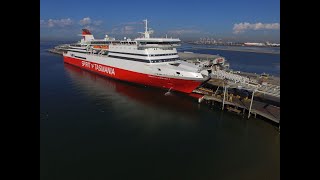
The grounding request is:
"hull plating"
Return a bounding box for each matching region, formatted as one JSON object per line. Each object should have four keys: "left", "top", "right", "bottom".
{"left": 64, "top": 56, "right": 203, "bottom": 93}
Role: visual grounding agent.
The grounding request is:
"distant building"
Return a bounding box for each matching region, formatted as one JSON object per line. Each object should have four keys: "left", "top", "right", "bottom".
{"left": 244, "top": 42, "right": 265, "bottom": 46}
{"left": 266, "top": 41, "right": 280, "bottom": 47}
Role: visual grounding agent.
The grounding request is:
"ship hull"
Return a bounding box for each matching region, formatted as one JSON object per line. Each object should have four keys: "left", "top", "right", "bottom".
{"left": 64, "top": 56, "right": 203, "bottom": 93}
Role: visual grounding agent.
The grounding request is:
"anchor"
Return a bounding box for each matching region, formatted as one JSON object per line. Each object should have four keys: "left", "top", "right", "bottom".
{"left": 164, "top": 87, "right": 173, "bottom": 96}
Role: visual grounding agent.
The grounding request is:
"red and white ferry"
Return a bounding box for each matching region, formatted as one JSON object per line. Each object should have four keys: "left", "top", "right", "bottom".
{"left": 63, "top": 20, "right": 210, "bottom": 93}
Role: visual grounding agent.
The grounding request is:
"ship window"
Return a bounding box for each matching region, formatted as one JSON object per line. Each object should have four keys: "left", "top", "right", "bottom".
{"left": 176, "top": 72, "right": 180, "bottom": 75}
{"left": 158, "top": 68, "right": 161, "bottom": 71}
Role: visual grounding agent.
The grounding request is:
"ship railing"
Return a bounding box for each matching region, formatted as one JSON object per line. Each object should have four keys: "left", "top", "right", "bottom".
{"left": 227, "top": 78, "right": 280, "bottom": 97}
{"left": 137, "top": 44, "right": 181, "bottom": 48}
{"left": 211, "top": 70, "right": 250, "bottom": 83}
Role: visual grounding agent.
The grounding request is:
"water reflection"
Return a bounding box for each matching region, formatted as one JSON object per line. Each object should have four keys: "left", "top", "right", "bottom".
{"left": 63, "top": 63, "right": 206, "bottom": 129}
{"left": 65, "top": 63, "right": 199, "bottom": 110}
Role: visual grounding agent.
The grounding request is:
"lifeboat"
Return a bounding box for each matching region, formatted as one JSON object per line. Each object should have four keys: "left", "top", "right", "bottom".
{"left": 93, "top": 45, "right": 109, "bottom": 49}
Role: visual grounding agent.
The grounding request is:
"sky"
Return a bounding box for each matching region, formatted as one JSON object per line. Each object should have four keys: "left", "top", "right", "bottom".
{"left": 40, "top": 0, "right": 280, "bottom": 43}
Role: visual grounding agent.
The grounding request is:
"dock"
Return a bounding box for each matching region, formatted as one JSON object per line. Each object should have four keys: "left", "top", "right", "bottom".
{"left": 47, "top": 49, "right": 63, "bottom": 55}
{"left": 198, "top": 93, "right": 280, "bottom": 123}
{"left": 195, "top": 72, "right": 280, "bottom": 124}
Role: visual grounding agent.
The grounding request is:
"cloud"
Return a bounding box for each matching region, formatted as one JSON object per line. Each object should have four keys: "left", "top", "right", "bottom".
{"left": 40, "top": 18, "right": 73, "bottom": 28}
{"left": 110, "top": 22, "right": 143, "bottom": 35}
{"left": 122, "top": 26, "right": 135, "bottom": 34}
{"left": 111, "top": 25, "right": 136, "bottom": 35}
{"left": 79, "top": 17, "right": 91, "bottom": 26}
{"left": 79, "top": 17, "right": 103, "bottom": 26}
{"left": 93, "top": 20, "right": 103, "bottom": 26}
{"left": 120, "top": 21, "right": 143, "bottom": 25}
{"left": 233, "top": 22, "right": 280, "bottom": 34}
{"left": 167, "top": 29, "right": 201, "bottom": 35}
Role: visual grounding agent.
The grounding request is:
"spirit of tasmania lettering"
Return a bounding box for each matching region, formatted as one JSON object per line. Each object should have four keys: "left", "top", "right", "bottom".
{"left": 82, "top": 61, "right": 115, "bottom": 75}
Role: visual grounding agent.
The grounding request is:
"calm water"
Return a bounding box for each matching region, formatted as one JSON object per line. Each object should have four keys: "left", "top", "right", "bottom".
{"left": 178, "top": 44, "right": 280, "bottom": 76}
{"left": 40, "top": 42, "right": 280, "bottom": 180}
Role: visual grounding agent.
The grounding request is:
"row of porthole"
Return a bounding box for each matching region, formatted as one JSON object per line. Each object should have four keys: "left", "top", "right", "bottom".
{"left": 151, "top": 59, "right": 179, "bottom": 63}
{"left": 150, "top": 53, "right": 177, "bottom": 56}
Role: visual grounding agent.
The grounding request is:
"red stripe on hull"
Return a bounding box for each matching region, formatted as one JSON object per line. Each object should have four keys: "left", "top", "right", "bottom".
{"left": 63, "top": 56, "right": 203, "bottom": 93}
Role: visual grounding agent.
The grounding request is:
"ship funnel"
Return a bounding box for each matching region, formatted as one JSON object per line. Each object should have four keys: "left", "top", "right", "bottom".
{"left": 82, "top": 29, "right": 92, "bottom": 35}
{"left": 80, "top": 29, "right": 94, "bottom": 43}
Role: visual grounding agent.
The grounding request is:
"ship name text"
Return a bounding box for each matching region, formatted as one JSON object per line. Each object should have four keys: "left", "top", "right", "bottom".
{"left": 82, "top": 61, "right": 115, "bottom": 75}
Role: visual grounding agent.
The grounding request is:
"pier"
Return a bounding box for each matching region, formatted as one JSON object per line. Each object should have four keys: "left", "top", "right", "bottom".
{"left": 197, "top": 92, "right": 280, "bottom": 123}
{"left": 194, "top": 72, "right": 280, "bottom": 124}
{"left": 47, "top": 49, "right": 63, "bottom": 55}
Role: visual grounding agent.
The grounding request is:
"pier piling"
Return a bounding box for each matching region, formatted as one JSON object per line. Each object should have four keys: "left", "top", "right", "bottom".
{"left": 248, "top": 90, "right": 255, "bottom": 119}
{"left": 222, "top": 86, "right": 227, "bottom": 110}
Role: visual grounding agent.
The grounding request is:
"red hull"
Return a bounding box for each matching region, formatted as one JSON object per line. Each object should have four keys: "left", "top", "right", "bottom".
{"left": 63, "top": 56, "right": 203, "bottom": 93}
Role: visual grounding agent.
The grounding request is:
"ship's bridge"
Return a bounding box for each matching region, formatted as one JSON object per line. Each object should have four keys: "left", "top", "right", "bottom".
{"left": 134, "top": 19, "right": 181, "bottom": 48}
{"left": 135, "top": 38, "right": 181, "bottom": 48}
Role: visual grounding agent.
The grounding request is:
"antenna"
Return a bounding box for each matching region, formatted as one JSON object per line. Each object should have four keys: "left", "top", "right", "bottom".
{"left": 141, "top": 19, "right": 151, "bottom": 38}
{"left": 144, "top": 19, "right": 148, "bottom": 33}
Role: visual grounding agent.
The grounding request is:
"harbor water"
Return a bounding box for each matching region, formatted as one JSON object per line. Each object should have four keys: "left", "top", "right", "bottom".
{"left": 40, "top": 41, "right": 280, "bottom": 180}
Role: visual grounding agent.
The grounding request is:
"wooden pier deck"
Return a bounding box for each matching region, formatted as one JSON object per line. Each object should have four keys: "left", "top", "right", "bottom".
{"left": 199, "top": 94, "right": 280, "bottom": 123}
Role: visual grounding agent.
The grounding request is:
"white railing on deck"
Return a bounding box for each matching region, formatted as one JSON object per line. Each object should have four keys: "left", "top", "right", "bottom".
{"left": 210, "top": 70, "right": 249, "bottom": 83}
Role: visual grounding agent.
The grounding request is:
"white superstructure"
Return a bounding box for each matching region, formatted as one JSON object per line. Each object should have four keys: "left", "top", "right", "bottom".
{"left": 63, "top": 20, "right": 211, "bottom": 93}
